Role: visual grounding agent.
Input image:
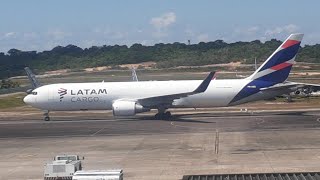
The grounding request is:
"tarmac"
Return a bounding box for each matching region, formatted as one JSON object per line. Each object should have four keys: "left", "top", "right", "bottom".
{"left": 1, "top": 110, "right": 320, "bottom": 180}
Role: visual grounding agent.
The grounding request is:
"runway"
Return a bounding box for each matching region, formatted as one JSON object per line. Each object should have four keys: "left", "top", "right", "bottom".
{"left": 0, "top": 111, "right": 320, "bottom": 139}
{"left": 2, "top": 110, "right": 320, "bottom": 180}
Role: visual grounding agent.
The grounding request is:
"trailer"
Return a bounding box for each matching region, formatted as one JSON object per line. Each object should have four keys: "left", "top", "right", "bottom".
{"left": 44, "top": 155, "right": 83, "bottom": 180}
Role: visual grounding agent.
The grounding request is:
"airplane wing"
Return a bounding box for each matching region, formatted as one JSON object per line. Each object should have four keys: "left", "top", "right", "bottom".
{"left": 260, "top": 81, "right": 320, "bottom": 93}
{"left": 137, "top": 72, "right": 215, "bottom": 108}
{"left": 287, "top": 81, "right": 320, "bottom": 92}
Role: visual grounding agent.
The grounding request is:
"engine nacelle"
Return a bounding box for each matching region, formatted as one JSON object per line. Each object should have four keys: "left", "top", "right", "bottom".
{"left": 112, "top": 101, "right": 150, "bottom": 116}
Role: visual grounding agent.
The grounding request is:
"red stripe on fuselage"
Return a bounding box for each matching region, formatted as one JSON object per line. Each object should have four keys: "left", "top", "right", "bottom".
{"left": 270, "top": 62, "right": 292, "bottom": 71}
{"left": 281, "top": 40, "right": 300, "bottom": 49}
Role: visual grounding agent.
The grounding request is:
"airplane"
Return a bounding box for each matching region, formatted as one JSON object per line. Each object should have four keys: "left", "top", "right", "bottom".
{"left": 24, "top": 67, "right": 140, "bottom": 120}
{"left": 23, "top": 33, "right": 320, "bottom": 121}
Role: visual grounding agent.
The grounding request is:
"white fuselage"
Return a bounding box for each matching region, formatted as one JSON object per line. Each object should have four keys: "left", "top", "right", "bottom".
{"left": 23, "top": 79, "right": 287, "bottom": 111}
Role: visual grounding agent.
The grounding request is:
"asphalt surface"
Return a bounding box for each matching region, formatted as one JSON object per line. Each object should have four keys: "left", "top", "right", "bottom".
{"left": 0, "top": 111, "right": 319, "bottom": 139}
{"left": 1, "top": 110, "right": 320, "bottom": 180}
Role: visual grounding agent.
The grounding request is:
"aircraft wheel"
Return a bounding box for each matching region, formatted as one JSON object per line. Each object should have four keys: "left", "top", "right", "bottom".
{"left": 155, "top": 111, "right": 172, "bottom": 120}
{"left": 164, "top": 111, "right": 172, "bottom": 120}
{"left": 44, "top": 116, "right": 50, "bottom": 121}
{"left": 155, "top": 113, "right": 161, "bottom": 120}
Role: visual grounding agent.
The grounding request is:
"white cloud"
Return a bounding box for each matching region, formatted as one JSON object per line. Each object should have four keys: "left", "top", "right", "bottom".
{"left": 111, "top": 32, "right": 128, "bottom": 39}
{"left": 197, "top": 33, "right": 209, "bottom": 42}
{"left": 151, "top": 31, "right": 168, "bottom": 38}
{"left": 150, "top": 12, "right": 176, "bottom": 38}
{"left": 247, "top": 26, "right": 260, "bottom": 34}
{"left": 234, "top": 26, "right": 260, "bottom": 36}
{"left": 184, "top": 28, "right": 212, "bottom": 43}
{"left": 265, "top": 24, "right": 299, "bottom": 36}
{"left": 102, "top": 30, "right": 128, "bottom": 40}
{"left": 150, "top": 12, "right": 176, "bottom": 29}
{"left": 185, "top": 29, "right": 195, "bottom": 37}
{"left": 23, "top": 32, "right": 38, "bottom": 39}
{"left": 304, "top": 33, "right": 320, "bottom": 45}
{"left": 81, "top": 39, "right": 98, "bottom": 47}
{"left": 92, "top": 28, "right": 102, "bottom": 33}
{"left": 47, "top": 29, "right": 71, "bottom": 40}
{"left": 4, "top": 32, "right": 17, "bottom": 38}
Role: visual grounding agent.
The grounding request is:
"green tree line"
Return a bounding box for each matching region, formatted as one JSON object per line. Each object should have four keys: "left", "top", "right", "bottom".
{"left": 0, "top": 39, "right": 319, "bottom": 78}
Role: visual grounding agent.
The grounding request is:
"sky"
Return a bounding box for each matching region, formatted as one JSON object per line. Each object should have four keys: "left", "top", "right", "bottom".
{"left": 0, "top": 0, "right": 319, "bottom": 52}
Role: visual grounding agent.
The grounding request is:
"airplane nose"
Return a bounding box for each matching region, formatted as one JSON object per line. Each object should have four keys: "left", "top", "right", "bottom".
{"left": 23, "top": 95, "right": 33, "bottom": 105}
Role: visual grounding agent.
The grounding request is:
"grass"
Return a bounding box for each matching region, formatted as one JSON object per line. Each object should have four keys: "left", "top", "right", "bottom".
{"left": 0, "top": 93, "right": 26, "bottom": 109}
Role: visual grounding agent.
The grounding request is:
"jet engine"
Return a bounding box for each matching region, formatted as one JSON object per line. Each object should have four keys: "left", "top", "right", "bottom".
{"left": 112, "top": 101, "right": 150, "bottom": 116}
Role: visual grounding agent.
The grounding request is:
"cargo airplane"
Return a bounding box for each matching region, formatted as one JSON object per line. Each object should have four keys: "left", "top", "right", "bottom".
{"left": 24, "top": 33, "right": 320, "bottom": 121}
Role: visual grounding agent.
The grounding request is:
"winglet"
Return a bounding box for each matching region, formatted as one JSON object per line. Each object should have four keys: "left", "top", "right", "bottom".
{"left": 193, "top": 72, "right": 215, "bottom": 93}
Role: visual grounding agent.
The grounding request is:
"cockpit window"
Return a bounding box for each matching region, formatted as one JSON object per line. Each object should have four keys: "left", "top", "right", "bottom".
{"left": 32, "top": 92, "right": 37, "bottom": 95}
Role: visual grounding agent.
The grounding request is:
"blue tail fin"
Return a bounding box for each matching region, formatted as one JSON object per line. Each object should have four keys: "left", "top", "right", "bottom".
{"left": 248, "top": 33, "right": 304, "bottom": 83}
{"left": 229, "top": 34, "right": 304, "bottom": 105}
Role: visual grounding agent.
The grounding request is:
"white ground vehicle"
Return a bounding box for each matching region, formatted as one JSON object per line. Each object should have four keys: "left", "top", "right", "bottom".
{"left": 72, "top": 170, "right": 123, "bottom": 180}
{"left": 44, "top": 155, "right": 83, "bottom": 180}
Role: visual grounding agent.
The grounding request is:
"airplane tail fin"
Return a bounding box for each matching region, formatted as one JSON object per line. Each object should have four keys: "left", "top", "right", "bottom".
{"left": 24, "top": 67, "right": 41, "bottom": 89}
{"left": 248, "top": 33, "right": 304, "bottom": 83}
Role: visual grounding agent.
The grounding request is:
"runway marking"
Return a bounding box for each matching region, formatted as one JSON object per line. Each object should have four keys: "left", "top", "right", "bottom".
{"left": 180, "top": 115, "right": 283, "bottom": 120}
{"left": 170, "top": 121, "right": 216, "bottom": 130}
{"left": 255, "top": 118, "right": 265, "bottom": 125}
{"left": 91, "top": 128, "right": 105, "bottom": 136}
{"left": 0, "top": 131, "right": 191, "bottom": 140}
{"left": 215, "top": 130, "right": 219, "bottom": 154}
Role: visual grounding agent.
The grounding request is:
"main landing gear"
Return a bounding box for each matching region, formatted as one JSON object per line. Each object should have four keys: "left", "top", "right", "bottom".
{"left": 155, "top": 108, "right": 172, "bottom": 120}
{"left": 43, "top": 110, "right": 50, "bottom": 121}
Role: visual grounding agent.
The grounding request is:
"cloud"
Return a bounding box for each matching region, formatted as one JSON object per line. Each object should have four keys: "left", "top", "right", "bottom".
{"left": 197, "top": 33, "right": 209, "bottom": 42}
{"left": 304, "top": 33, "right": 320, "bottom": 45}
{"left": 150, "top": 12, "right": 176, "bottom": 38}
{"left": 47, "top": 29, "right": 71, "bottom": 40}
{"left": 265, "top": 24, "right": 299, "bottom": 36}
{"left": 4, "top": 32, "right": 17, "bottom": 38}
{"left": 150, "top": 12, "right": 176, "bottom": 29}
{"left": 185, "top": 29, "right": 195, "bottom": 37}
{"left": 109, "top": 32, "right": 128, "bottom": 39}
{"left": 23, "top": 32, "right": 38, "bottom": 40}
{"left": 151, "top": 31, "right": 169, "bottom": 38}
{"left": 184, "top": 28, "right": 211, "bottom": 43}
{"left": 234, "top": 26, "right": 260, "bottom": 36}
